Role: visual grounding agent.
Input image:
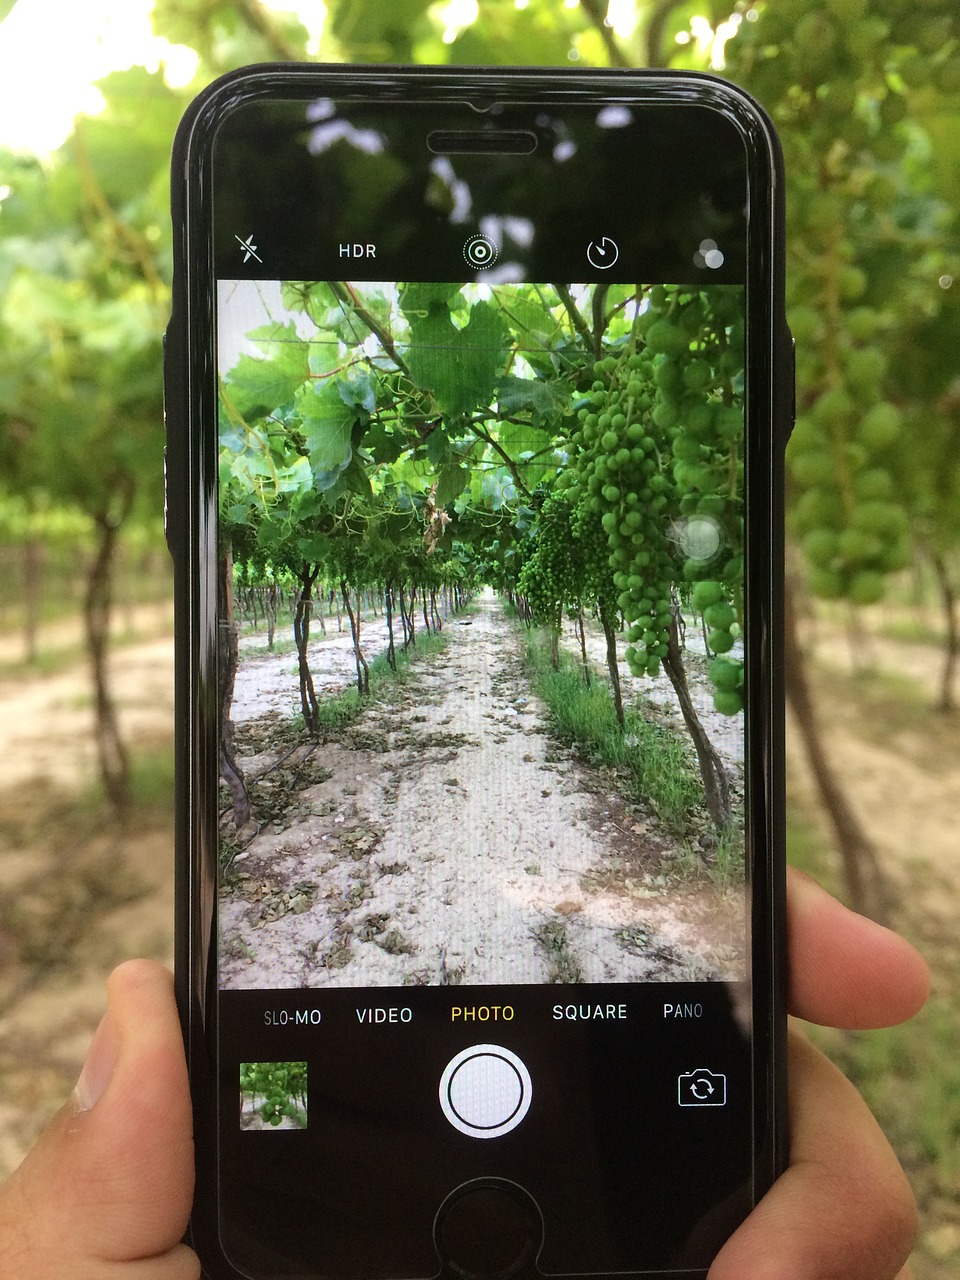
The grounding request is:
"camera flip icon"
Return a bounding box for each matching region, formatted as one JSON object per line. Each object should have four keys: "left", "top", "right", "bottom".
{"left": 677, "top": 1068, "right": 727, "bottom": 1107}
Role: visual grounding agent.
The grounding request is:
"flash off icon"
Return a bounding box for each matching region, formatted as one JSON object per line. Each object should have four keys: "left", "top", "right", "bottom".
{"left": 235, "top": 233, "right": 262, "bottom": 264}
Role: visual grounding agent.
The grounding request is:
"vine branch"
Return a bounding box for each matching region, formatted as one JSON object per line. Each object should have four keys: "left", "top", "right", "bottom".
{"left": 579, "top": 0, "right": 631, "bottom": 67}
{"left": 236, "top": 0, "right": 309, "bottom": 61}
{"left": 645, "top": 0, "right": 686, "bottom": 68}
{"left": 554, "top": 284, "right": 594, "bottom": 353}
{"left": 328, "top": 281, "right": 411, "bottom": 377}
{"left": 468, "top": 418, "right": 534, "bottom": 500}
{"left": 72, "top": 121, "right": 165, "bottom": 300}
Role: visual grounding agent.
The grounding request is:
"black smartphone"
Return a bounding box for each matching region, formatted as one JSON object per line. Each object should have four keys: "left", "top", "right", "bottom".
{"left": 167, "top": 63, "right": 790, "bottom": 1280}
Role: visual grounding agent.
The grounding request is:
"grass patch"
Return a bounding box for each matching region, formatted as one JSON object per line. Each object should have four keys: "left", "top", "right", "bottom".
{"left": 523, "top": 631, "right": 702, "bottom": 835}
{"left": 126, "top": 744, "right": 177, "bottom": 814}
{"left": 0, "top": 640, "right": 90, "bottom": 679}
{"left": 0, "top": 615, "right": 174, "bottom": 679}
{"left": 876, "top": 615, "right": 948, "bottom": 649}
{"left": 804, "top": 969, "right": 960, "bottom": 1276}
{"left": 531, "top": 919, "right": 585, "bottom": 984}
{"left": 239, "top": 634, "right": 299, "bottom": 660}
{"left": 63, "top": 740, "right": 176, "bottom": 828}
{"left": 828, "top": 1000, "right": 960, "bottom": 1187}
{"left": 711, "top": 824, "right": 746, "bottom": 883}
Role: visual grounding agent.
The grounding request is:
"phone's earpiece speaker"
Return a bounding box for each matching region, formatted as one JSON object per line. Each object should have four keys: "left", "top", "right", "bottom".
{"left": 426, "top": 130, "right": 538, "bottom": 155}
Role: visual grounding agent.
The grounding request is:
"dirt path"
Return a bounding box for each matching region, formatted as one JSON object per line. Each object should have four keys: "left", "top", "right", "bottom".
{"left": 220, "top": 594, "right": 744, "bottom": 989}
{"left": 0, "top": 605, "right": 175, "bottom": 791}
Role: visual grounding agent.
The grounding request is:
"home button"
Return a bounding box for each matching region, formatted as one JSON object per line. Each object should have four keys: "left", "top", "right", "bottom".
{"left": 434, "top": 1179, "right": 543, "bottom": 1280}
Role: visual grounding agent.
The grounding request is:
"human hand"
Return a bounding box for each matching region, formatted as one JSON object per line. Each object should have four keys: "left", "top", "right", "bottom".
{"left": 0, "top": 960, "right": 198, "bottom": 1279}
{"left": 0, "top": 871, "right": 929, "bottom": 1280}
{"left": 709, "top": 866, "right": 930, "bottom": 1280}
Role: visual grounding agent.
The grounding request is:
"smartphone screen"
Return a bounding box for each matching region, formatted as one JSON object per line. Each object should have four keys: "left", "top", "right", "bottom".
{"left": 172, "top": 68, "right": 787, "bottom": 1280}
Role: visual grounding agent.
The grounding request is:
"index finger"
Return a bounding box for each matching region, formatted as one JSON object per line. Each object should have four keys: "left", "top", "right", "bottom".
{"left": 786, "top": 867, "right": 929, "bottom": 1029}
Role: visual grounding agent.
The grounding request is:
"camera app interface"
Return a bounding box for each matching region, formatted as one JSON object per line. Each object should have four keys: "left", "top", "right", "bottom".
{"left": 217, "top": 276, "right": 746, "bottom": 992}
{"left": 209, "top": 94, "right": 758, "bottom": 1278}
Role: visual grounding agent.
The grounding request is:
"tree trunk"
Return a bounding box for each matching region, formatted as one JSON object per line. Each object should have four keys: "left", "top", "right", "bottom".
{"left": 218, "top": 546, "right": 250, "bottom": 828}
{"left": 266, "top": 582, "right": 277, "bottom": 650}
{"left": 662, "top": 602, "right": 731, "bottom": 828}
{"left": 405, "top": 586, "right": 417, "bottom": 649}
{"left": 598, "top": 600, "right": 625, "bottom": 728}
{"left": 577, "top": 609, "right": 591, "bottom": 686}
{"left": 83, "top": 486, "right": 134, "bottom": 812}
{"left": 315, "top": 584, "right": 326, "bottom": 638}
{"left": 22, "top": 537, "right": 43, "bottom": 664}
{"left": 341, "top": 578, "right": 369, "bottom": 694}
{"left": 929, "top": 549, "right": 958, "bottom": 714}
{"left": 385, "top": 580, "right": 397, "bottom": 672}
{"left": 785, "top": 581, "right": 890, "bottom": 921}
{"left": 294, "top": 564, "right": 321, "bottom": 735}
{"left": 399, "top": 584, "right": 410, "bottom": 647}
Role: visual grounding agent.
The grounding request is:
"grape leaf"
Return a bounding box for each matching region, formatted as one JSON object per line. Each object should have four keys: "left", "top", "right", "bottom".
{"left": 296, "top": 379, "right": 356, "bottom": 490}
{"left": 436, "top": 462, "right": 468, "bottom": 507}
{"left": 496, "top": 374, "right": 567, "bottom": 427}
{"left": 497, "top": 295, "right": 562, "bottom": 349}
{"left": 425, "top": 424, "right": 450, "bottom": 464}
{"left": 398, "top": 281, "right": 462, "bottom": 319}
{"left": 363, "top": 419, "right": 406, "bottom": 465}
{"left": 404, "top": 299, "right": 509, "bottom": 420}
{"left": 337, "top": 370, "right": 376, "bottom": 413}
{"left": 226, "top": 322, "right": 310, "bottom": 420}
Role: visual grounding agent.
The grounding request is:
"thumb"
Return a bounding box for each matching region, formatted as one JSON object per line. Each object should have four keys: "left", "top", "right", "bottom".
{"left": 0, "top": 960, "right": 199, "bottom": 1279}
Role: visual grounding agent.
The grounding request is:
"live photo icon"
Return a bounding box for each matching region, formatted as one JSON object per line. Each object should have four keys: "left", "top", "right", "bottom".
{"left": 677, "top": 1068, "right": 727, "bottom": 1107}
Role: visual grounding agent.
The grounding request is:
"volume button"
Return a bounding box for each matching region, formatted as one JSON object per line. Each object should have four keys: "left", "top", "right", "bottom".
{"left": 163, "top": 445, "right": 171, "bottom": 552}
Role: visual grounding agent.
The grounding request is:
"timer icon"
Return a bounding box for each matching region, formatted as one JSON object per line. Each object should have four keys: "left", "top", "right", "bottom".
{"left": 586, "top": 236, "right": 619, "bottom": 269}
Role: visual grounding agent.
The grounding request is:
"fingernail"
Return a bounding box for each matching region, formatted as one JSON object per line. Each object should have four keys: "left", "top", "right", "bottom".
{"left": 74, "top": 1011, "right": 120, "bottom": 1112}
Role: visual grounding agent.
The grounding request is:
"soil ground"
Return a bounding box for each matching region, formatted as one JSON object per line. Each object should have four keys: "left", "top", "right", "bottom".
{"left": 220, "top": 593, "right": 743, "bottom": 991}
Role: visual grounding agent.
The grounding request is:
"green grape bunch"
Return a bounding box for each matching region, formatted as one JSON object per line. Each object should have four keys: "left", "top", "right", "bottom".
{"left": 517, "top": 491, "right": 581, "bottom": 625}
{"left": 728, "top": 0, "right": 937, "bottom": 606}
{"left": 562, "top": 285, "right": 746, "bottom": 715}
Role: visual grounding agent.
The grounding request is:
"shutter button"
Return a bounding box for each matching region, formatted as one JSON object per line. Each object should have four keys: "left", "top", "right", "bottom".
{"left": 439, "top": 1045, "right": 532, "bottom": 1138}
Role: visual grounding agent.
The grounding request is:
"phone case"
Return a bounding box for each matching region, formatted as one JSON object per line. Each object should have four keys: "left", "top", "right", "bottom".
{"left": 166, "top": 63, "right": 792, "bottom": 1280}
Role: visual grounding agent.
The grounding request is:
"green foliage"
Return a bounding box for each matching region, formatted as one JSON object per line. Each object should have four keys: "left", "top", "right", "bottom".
{"left": 216, "top": 280, "right": 573, "bottom": 586}
{"left": 726, "top": 0, "right": 959, "bottom": 604}
{"left": 401, "top": 291, "right": 509, "bottom": 421}
{"left": 0, "top": 67, "right": 182, "bottom": 530}
{"left": 239, "top": 1060, "right": 308, "bottom": 1128}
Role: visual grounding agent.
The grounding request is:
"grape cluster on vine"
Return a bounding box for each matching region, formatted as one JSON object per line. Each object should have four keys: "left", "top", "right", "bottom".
{"left": 560, "top": 285, "right": 746, "bottom": 714}
{"left": 728, "top": 0, "right": 937, "bottom": 607}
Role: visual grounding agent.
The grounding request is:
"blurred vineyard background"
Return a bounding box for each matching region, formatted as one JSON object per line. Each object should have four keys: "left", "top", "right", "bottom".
{"left": 0, "top": 0, "right": 957, "bottom": 1272}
